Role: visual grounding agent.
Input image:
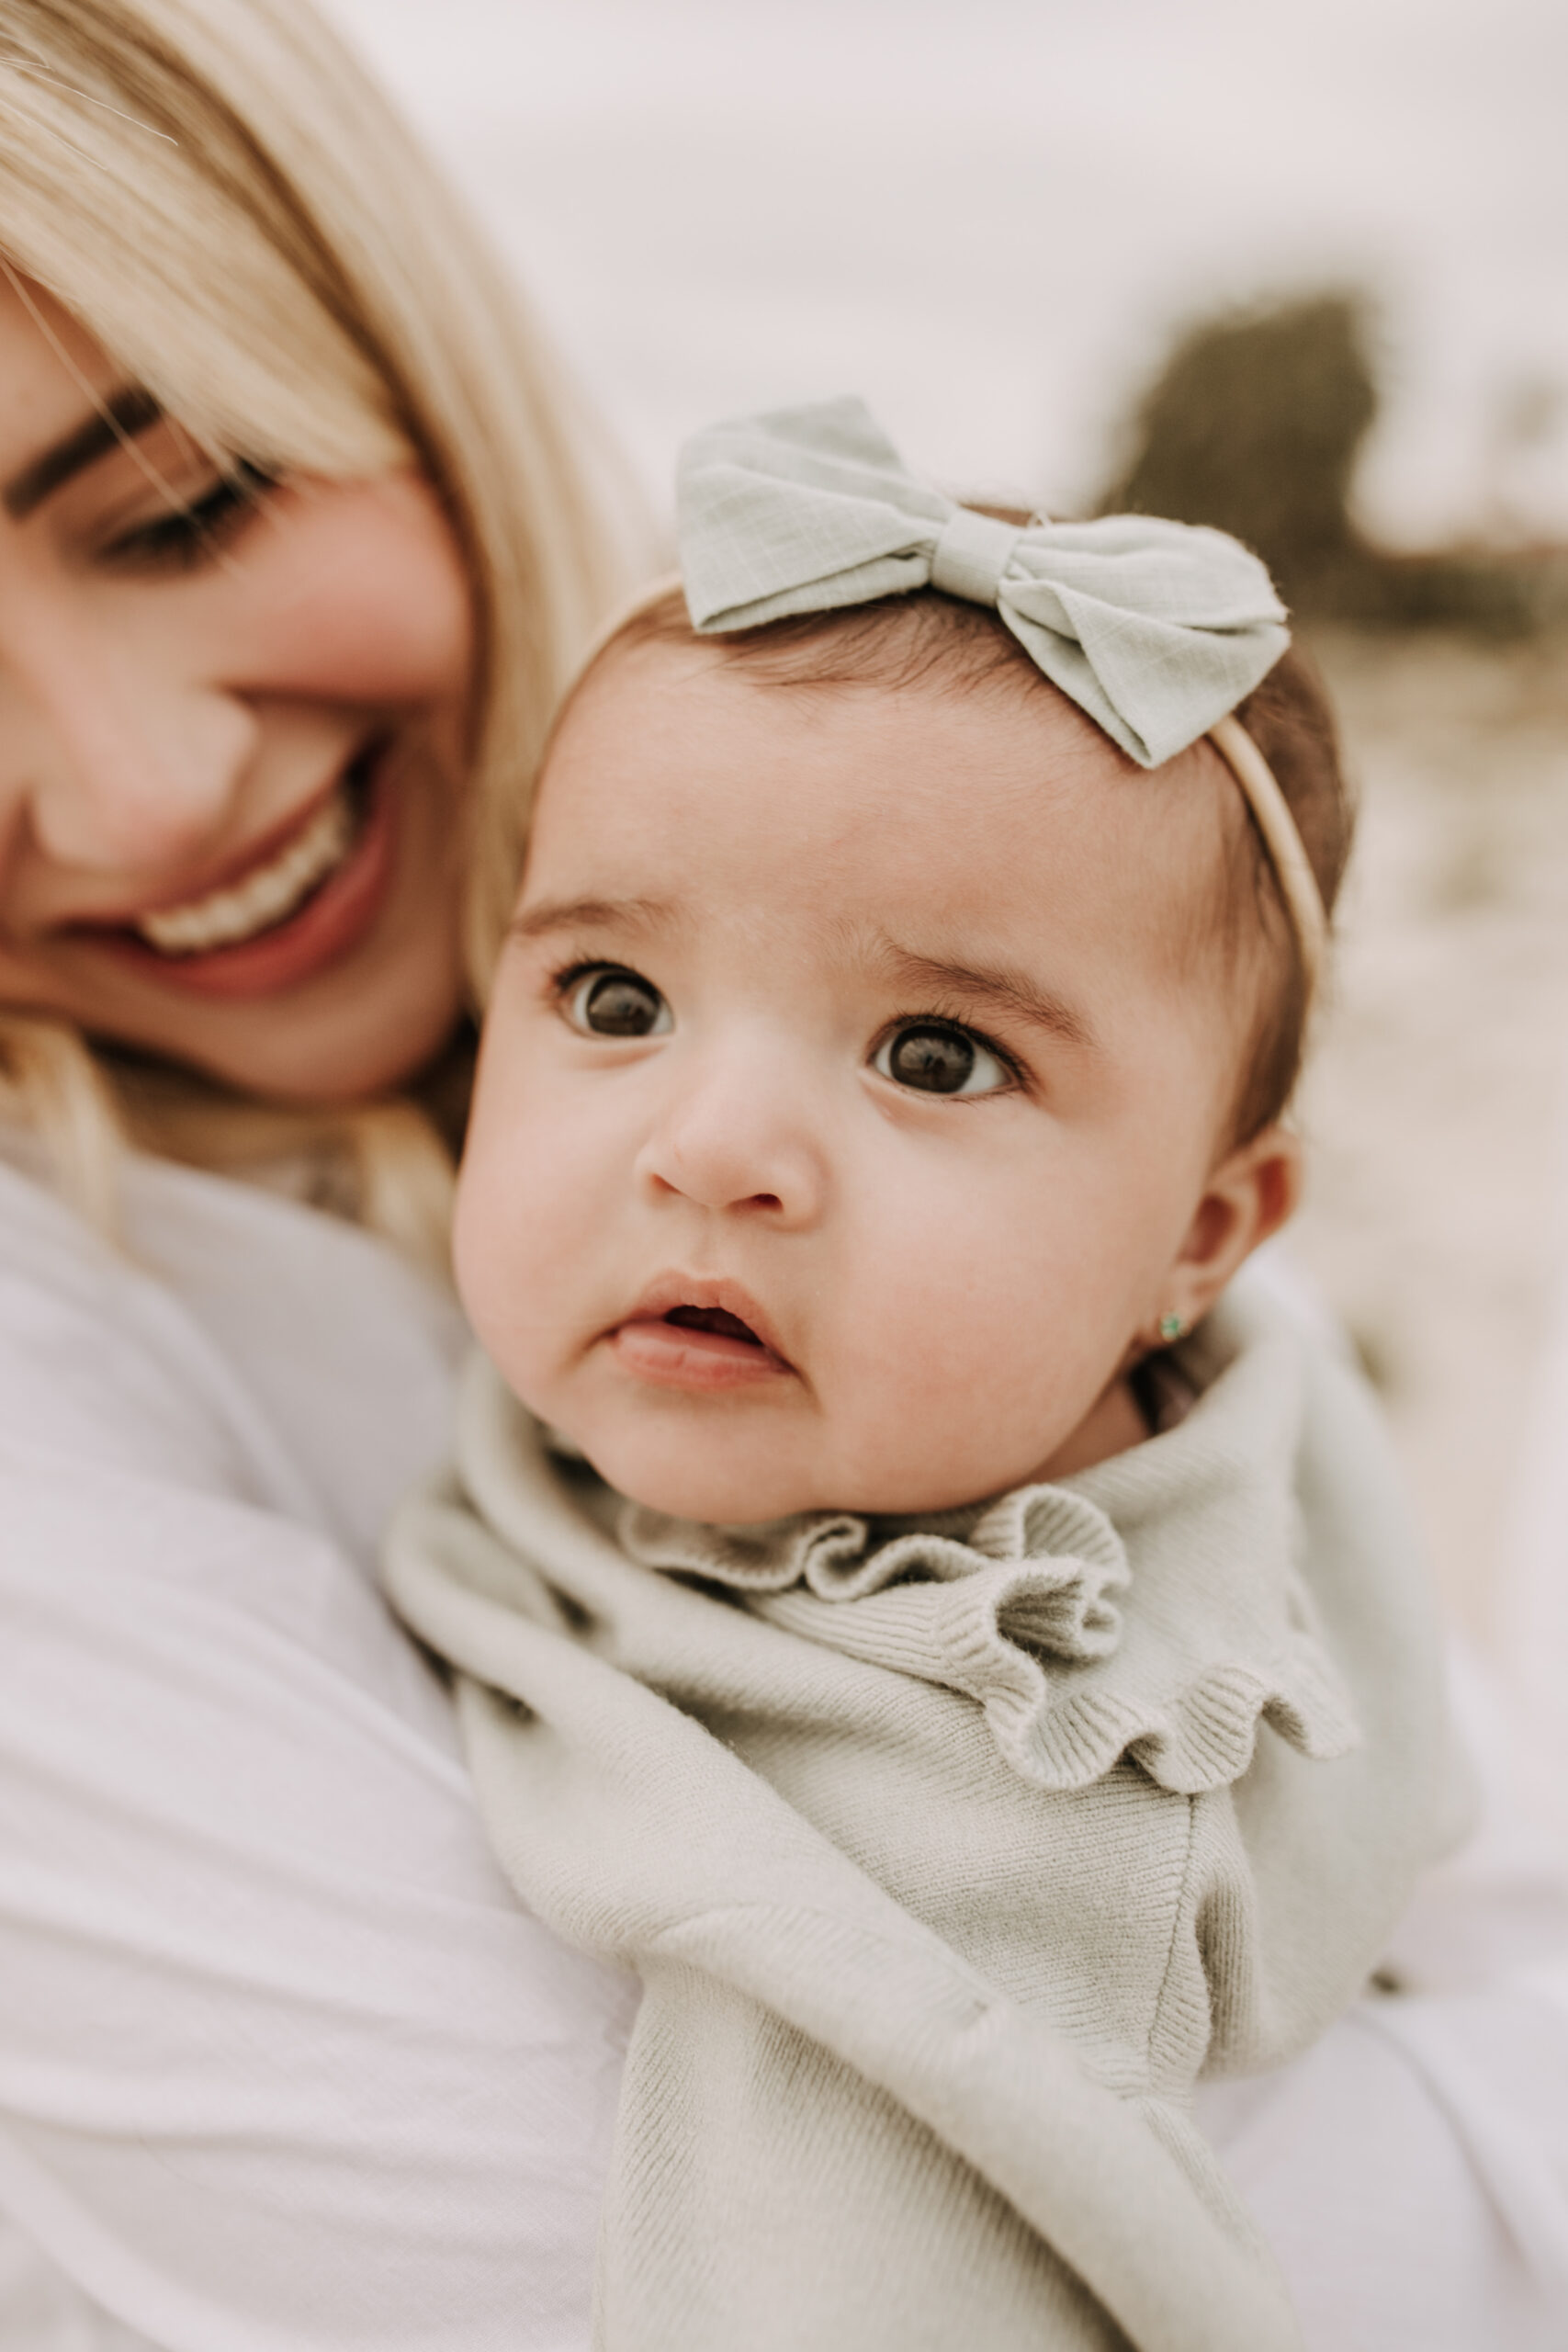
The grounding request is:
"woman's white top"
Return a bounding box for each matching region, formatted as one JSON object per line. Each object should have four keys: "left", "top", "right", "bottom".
{"left": 1, "top": 1142, "right": 1565, "bottom": 2350}
{"left": 0, "top": 1144, "right": 635, "bottom": 2351}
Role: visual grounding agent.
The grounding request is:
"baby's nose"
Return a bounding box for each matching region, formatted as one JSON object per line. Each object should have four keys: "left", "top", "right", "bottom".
{"left": 634, "top": 1042, "right": 829, "bottom": 1226}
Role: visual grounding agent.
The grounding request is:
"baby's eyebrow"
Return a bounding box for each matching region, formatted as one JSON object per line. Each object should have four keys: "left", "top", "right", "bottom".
{"left": 874, "top": 942, "right": 1096, "bottom": 1049}
{"left": 510, "top": 894, "right": 676, "bottom": 943}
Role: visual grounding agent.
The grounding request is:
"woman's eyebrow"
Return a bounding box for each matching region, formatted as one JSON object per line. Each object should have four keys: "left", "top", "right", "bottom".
{"left": 510, "top": 894, "right": 676, "bottom": 943}
{"left": 876, "top": 942, "right": 1096, "bottom": 1049}
{"left": 3, "top": 383, "right": 164, "bottom": 521}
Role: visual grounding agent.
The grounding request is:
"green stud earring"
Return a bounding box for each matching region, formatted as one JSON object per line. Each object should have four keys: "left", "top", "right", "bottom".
{"left": 1158, "top": 1312, "right": 1185, "bottom": 1344}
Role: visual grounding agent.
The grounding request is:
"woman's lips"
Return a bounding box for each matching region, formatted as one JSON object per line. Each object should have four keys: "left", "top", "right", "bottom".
{"left": 71, "top": 749, "right": 397, "bottom": 1002}
{"left": 136, "top": 787, "right": 355, "bottom": 955}
{"left": 606, "top": 1288, "right": 795, "bottom": 1394}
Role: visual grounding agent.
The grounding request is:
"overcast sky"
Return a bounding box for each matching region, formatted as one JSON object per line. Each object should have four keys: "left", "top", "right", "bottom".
{"left": 323, "top": 0, "right": 1568, "bottom": 546}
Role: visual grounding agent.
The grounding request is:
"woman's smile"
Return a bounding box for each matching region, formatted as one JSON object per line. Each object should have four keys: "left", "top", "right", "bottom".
{"left": 73, "top": 739, "right": 398, "bottom": 1001}
{"left": 0, "top": 275, "right": 475, "bottom": 1097}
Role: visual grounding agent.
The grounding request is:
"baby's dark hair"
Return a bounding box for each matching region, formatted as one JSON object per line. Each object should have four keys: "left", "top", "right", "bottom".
{"left": 607, "top": 581, "right": 1354, "bottom": 1147}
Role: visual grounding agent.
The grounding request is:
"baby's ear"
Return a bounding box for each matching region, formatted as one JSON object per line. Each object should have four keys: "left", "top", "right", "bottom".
{"left": 1161, "top": 1124, "right": 1303, "bottom": 1336}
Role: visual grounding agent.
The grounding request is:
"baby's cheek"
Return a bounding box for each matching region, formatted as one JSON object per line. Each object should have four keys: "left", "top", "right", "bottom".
{"left": 858, "top": 1221, "right": 1115, "bottom": 1486}
{"left": 823, "top": 1205, "right": 1031, "bottom": 1477}
{"left": 451, "top": 1148, "right": 526, "bottom": 1369}
{"left": 456, "top": 1082, "right": 626, "bottom": 1405}
{"left": 454, "top": 1136, "right": 555, "bottom": 1369}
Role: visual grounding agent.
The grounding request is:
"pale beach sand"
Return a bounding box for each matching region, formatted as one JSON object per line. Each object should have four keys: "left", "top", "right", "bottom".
{"left": 1292, "top": 629, "right": 1568, "bottom": 1640}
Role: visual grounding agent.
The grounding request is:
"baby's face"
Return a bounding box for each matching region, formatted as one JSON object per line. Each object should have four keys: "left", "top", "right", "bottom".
{"left": 457, "top": 639, "right": 1285, "bottom": 1523}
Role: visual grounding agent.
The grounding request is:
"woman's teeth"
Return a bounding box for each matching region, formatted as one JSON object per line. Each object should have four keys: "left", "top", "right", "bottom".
{"left": 134, "top": 786, "right": 358, "bottom": 956}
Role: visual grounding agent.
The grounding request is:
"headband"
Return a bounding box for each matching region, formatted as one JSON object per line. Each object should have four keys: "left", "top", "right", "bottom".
{"left": 671, "top": 395, "right": 1327, "bottom": 989}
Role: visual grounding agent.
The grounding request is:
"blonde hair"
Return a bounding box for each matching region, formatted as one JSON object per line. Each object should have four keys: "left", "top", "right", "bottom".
{"left": 0, "top": 0, "right": 634, "bottom": 1263}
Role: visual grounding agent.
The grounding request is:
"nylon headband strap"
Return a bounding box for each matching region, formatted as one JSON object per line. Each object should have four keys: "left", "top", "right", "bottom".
{"left": 1207, "top": 716, "right": 1327, "bottom": 995}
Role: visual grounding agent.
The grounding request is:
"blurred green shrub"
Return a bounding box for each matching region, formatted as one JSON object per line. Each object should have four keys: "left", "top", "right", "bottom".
{"left": 1103, "top": 294, "right": 1376, "bottom": 607}
{"left": 1100, "top": 293, "right": 1565, "bottom": 634}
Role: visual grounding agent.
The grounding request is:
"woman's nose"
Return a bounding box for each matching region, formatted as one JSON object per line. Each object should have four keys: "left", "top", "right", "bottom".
{"left": 1, "top": 605, "right": 256, "bottom": 873}
{"left": 634, "top": 1035, "right": 829, "bottom": 1227}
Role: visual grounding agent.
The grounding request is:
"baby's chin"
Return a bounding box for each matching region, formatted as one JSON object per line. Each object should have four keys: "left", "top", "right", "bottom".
{"left": 558, "top": 1373, "right": 1155, "bottom": 1526}
{"left": 562, "top": 1420, "right": 1038, "bottom": 1530}
{"left": 573, "top": 1431, "right": 840, "bottom": 1528}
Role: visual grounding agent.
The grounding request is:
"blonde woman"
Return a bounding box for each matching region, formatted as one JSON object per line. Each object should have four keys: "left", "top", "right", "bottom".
{"left": 0, "top": 2, "right": 643, "bottom": 2343}
{"left": 0, "top": 5, "right": 1562, "bottom": 2348}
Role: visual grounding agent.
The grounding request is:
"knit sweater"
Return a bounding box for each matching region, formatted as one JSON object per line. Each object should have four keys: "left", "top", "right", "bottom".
{"left": 384, "top": 1282, "right": 1469, "bottom": 2352}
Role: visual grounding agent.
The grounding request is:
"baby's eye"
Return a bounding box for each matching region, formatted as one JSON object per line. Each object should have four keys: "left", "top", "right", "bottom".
{"left": 562, "top": 966, "right": 672, "bottom": 1038}
{"left": 872, "top": 1021, "right": 1011, "bottom": 1097}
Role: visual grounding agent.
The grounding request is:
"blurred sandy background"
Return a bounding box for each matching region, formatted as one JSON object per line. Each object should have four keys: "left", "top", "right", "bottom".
{"left": 324, "top": 0, "right": 1568, "bottom": 1655}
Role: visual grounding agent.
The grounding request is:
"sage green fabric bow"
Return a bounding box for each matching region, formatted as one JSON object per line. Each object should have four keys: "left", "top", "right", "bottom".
{"left": 676, "top": 394, "right": 1290, "bottom": 768}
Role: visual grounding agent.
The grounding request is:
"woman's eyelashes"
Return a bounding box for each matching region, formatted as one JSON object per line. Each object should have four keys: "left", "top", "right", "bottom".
{"left": 100, "top": 460, "right": 278, "bottom": 573}
{"left": 560, "top": 964, "right": 672, "bottom": 1038}
{"left": 871, "top": 1019, "right": 1016, "bottom": 1099}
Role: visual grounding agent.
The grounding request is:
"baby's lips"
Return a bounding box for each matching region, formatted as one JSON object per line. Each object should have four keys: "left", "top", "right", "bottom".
{"left": 615, "top": 1271, "right": 794, "bottom": 1368}
{"left": 609, "top": 1311, "right": 793, "bottom": 1392}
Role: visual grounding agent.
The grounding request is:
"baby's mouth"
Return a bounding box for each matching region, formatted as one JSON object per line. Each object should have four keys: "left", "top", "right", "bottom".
{"left": 608, "top": 1292, "right": 793, "bottom": 1391}
{"left": 661, "top": 1305, "right": 767, "bottom": 1349}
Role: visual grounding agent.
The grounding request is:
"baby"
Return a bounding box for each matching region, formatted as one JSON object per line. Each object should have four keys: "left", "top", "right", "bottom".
{"left": 388, "top": 400, "right": 1468, "bottom": 2352}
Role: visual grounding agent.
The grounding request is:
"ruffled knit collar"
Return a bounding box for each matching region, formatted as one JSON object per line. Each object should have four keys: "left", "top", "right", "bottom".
{"left": 609, "top": 1289, "right": 1359, "bottom": 1798}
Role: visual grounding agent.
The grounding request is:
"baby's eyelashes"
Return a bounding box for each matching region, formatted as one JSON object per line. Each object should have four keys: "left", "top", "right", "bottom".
{"left": 871, "top": 1021, "right": 1014, "bottom": 1099}
{"left": 560, "top": 965, "right": 672, "bottom": 1038}
{"left": 554, "top": 966, "right": 1017, "bottom": 1100}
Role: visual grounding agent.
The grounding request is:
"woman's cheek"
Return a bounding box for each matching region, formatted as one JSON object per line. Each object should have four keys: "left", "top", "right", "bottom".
{"left": 197, "top": 476, "right": 473, "bottom": 703}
